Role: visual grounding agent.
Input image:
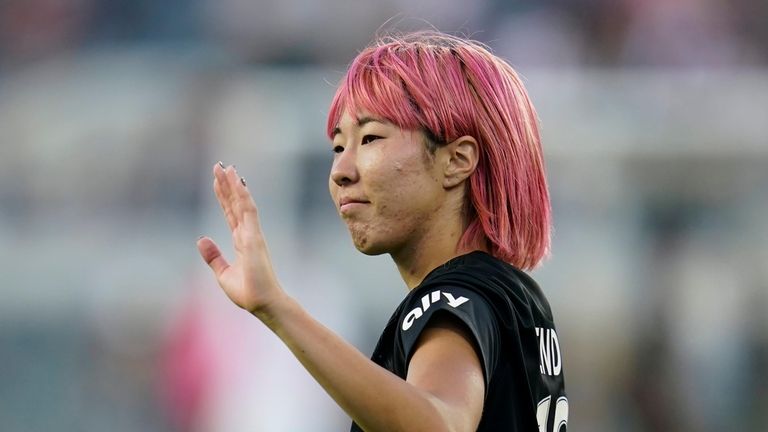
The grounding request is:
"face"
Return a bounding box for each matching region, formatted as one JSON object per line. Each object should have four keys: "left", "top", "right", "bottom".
{"left": 329, "top": 110, "right": 446, "bottom": 256}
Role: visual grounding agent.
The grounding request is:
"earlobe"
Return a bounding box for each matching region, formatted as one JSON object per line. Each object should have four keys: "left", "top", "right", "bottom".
{"left": 443, "top": 136, "right": 479, "bottom": 188}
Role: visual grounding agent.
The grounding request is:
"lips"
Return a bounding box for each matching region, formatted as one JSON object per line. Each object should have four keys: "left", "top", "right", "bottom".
{"left": 339, "top": 197, "right": 370, "bottom": 213}
{"left": 339, "top": 197, "right": 370, "bottom": 206}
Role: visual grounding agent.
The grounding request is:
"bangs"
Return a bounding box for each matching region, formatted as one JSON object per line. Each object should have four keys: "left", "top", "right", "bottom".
{"left": 326, "top": 47, "right": 424, "bottom": 139}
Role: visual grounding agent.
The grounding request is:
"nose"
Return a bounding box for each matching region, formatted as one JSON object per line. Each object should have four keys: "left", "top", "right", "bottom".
{"left": 330, "top": 145, "right": 359, "bottom": 187}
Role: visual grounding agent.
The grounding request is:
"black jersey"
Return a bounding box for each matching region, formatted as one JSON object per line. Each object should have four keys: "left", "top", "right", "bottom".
{"left": 350, "top": 251, "right": 568, "bottom": 432}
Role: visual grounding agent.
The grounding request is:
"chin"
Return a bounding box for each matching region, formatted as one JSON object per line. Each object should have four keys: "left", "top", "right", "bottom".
{"left": 345, "top": 218, "right": 411, "bottom": 256}
{"left": 355, "top": 244, "right": 389, "bottom": 256}
{"left": 347, "top": 225, "right": 391, "bottom": 256}
{"left": 352, "top": 235, "right": 388, "bottom": 256}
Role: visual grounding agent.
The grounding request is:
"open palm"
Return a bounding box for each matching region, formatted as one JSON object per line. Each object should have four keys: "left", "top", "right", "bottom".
{"left": 196, "top": 163, "right": 284, "bottom": 314}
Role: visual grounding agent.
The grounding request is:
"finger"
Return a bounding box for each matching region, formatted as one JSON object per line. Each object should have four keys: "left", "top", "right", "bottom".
{"left": 213, "top": 162, "right": 238, "bottom": 228}
{"left": 228, "top": 168, "right": 259, "bottom": 220}
{"left": 213, "top": 176, "right": 237, "bottom": 231}
{"left": 196, "top": 236, "right": 230, "bottom": 278}
{"left": 214, "top": 162, "right": 235, "bottom": 208}
{"left": 225, "top": 165, "right": 258, "bottom": 222}
{"left": 222, "top": 164, "right": 246, "bottom": 223}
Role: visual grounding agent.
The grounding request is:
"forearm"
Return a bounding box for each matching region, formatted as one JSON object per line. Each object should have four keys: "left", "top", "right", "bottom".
{"left": 256, "top": 295, "right": 455, "bottom": 432}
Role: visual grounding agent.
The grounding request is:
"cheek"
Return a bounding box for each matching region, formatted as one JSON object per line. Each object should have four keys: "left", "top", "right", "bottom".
{"left": 328, "top": 176, "right": 336, "bottom": 200}
{"left": 368, "top": 159, "right": 439, "bottom": 221}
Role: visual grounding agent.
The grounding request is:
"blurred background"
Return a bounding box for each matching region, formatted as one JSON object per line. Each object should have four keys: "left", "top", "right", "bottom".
{"left": 1, "top": 0, "right": 766, "bottom": 431}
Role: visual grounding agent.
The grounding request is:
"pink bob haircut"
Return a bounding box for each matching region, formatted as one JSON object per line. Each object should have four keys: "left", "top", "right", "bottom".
{"left": 326, "top": 31, "right": 551, "bottom": 270}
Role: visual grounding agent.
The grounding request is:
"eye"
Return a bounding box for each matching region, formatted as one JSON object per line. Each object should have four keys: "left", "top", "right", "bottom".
{"left": 361, "top": 134, "right": 382, "bottom": 145}
{"left": 332, "top": 145, "right": 344, "bottom": 154}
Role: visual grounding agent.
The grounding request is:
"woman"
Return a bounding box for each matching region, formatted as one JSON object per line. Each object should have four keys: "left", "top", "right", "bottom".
{"left": 197, "top": 31, "right": 567, "bottom": 431}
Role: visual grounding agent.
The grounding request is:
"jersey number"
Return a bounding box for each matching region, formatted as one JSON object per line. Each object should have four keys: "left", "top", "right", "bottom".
{"left": 536, "top": 395, "right": 568, "bottom": 432}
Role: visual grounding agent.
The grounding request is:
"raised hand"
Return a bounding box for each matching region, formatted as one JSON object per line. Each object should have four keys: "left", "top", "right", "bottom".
{"left": 196, "top": 162, "right": 285, "bottom": 316}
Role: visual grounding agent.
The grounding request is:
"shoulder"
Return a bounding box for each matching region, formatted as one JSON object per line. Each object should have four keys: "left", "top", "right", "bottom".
{"left": 427, "top": 250, "right": 554, "bottom": 325}
{"left": 396, "top": 277, "right": 503, "bottom": 394}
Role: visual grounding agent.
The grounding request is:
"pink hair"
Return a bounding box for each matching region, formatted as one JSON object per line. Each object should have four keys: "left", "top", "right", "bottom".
{"left": 327, "top": 32, "right": 551, "bottom": 270}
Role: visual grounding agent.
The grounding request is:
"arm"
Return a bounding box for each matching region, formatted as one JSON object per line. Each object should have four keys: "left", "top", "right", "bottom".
{"left": 196, "top": 163, "right": 484, "bottom": 432}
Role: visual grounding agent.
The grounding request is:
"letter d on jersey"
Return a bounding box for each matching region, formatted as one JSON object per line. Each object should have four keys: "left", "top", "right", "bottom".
{"left": 402, "top": 290, "right": 469, "bottom": 331}
{"left": 536, "top": 327, "right": 562, "bottom": 376}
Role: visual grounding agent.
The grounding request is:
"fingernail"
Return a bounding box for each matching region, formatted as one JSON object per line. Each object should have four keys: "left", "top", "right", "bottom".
{"left": 197, "top": 235, "right": 204, "bottom": 241}
{"left": 240, "top": 177, "right": 247, "bottom": 186}
{"left": 218, "top": 161, "right": 225, "bottom": 169}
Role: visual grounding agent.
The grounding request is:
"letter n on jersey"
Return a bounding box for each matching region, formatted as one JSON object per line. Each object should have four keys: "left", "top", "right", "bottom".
{"left": 536, "top": 327, "right": 562, "bottom": 376}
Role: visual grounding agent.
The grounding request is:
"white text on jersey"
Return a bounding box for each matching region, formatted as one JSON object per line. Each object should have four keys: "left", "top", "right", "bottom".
{"left": 536, "top": 327, "right": 562, "bottom": 376}
{"left": 401, "top": 290, "right": 469, "bottom": 331}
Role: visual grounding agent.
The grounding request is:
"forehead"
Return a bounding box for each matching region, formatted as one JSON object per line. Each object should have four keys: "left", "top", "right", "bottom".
{"left": 332, "top": 109, "right": 395, "bottom": 139}
{"left": 336, "top": 109, "right": 380, "bottom": 127}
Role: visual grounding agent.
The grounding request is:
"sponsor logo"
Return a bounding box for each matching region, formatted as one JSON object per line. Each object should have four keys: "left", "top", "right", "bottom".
{"left": 401, "top": 290, "right": 469, "bottom": 331}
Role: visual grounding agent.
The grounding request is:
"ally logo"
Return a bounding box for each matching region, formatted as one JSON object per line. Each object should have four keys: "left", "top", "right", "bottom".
{"left": 402, "top": 290, "right": 469, "bottom": 331}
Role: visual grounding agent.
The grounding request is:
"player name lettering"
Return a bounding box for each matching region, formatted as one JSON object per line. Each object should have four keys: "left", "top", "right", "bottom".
{"left": 536, "top": 327, "right": 562, "bottom": 376}
{"left": 401, "top": 290, "right": 469, "bottom": 331}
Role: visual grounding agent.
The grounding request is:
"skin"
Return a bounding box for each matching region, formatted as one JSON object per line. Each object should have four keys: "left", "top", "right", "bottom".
{"left": 196, "top": 109, "right": 484, "bottom": 431}
{"left": 329, "top": 111, "right": 476, "bottom": 288}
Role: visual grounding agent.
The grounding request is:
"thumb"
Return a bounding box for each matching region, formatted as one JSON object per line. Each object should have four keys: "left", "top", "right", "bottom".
{"left": 196, "top": 236, "right": 230, "bottom": 278}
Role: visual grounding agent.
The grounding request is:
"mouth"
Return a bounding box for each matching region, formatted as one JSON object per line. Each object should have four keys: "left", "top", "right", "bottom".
{"left": 339, "top": 198, "right": 370, "bottom": 214}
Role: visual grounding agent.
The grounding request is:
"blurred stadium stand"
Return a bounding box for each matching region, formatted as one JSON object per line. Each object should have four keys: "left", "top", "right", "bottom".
{"left": 1, "top": 1, "right": 766, "bottom": 431}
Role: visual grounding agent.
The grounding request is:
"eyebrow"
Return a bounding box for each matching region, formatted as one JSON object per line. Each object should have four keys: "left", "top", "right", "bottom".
{"left": 332, "top": 116, "right": 387, "bottom": 138}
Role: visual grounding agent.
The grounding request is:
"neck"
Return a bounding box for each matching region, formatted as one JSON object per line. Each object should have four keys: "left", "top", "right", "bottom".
{"left": 391, "top": 209, "right": 470, "bottom": 290}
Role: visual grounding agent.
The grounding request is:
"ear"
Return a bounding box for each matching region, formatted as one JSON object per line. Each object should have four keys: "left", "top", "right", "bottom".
{"left": 440, "top": 135, "right": 479, "bottom": 188}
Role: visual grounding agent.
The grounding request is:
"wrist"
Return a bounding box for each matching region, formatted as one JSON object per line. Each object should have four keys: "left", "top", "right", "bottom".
{"left": 250, "top": 290, "right": 297, "bottom": 329}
